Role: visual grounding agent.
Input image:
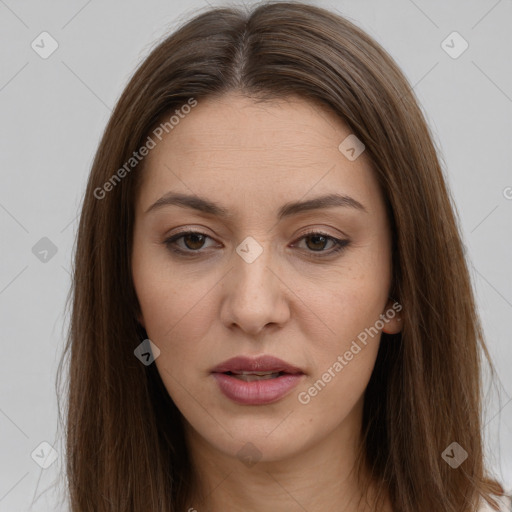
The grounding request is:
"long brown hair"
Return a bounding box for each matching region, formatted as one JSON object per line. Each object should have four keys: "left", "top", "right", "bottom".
{"left": 56, "top": 1, "right": 505, "bottom": 510}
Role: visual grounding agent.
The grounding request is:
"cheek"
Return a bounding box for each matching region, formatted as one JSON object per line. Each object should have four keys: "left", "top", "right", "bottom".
{"left": 135, "top": 274, "right": 215, "bottom": 345}
{"left": 295, "top": 278, "right": 386, "bottom": 425}
{"left": 132, "top": 251, "right": 225, "bottom": 386}
{"left": 132, "top": 239, "right": 207, "bottom": 336}
{"left": 296, "top": 252, "right": 390, "bottom": 407}
{"left": 304, "top": 257, "right": 390, "bottom": 351}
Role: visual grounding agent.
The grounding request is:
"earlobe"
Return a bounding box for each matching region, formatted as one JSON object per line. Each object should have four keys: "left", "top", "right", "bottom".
{"left": 382, "top": 319, "right": 402, "bottom": 335}
{"left": 382, "top": 296, "right": 403, "bottom": 334}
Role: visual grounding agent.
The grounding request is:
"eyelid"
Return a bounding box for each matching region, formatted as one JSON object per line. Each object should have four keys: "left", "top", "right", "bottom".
{"left": 162, "top": 227, "right": 351, "bottom": 257}
{"left": 163, "top": 228, "right": 219, "bottom": 255}
{"left": 291, "top": 229, "right": 350, "bottom": 257}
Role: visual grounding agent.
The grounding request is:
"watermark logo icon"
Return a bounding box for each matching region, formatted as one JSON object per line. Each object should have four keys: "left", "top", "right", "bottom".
{"left": 441, "top": 31, "right": 469, "bottom": 59}
{"left": 236, "top": 442, "right": 262, "bottom": 468}
{"left": 31, "top": 441, "right": 58, "bottom": 469}
{"left": 236, "top": 236, "right": 263, "bottom": 264}
{"left": 31, "top": 32, "right": 59, "bottom": 59}
{"left": 441, "top": 441, "right": 468, "bottom": 468}
{"left": 338, "top": 134, "right": 365, "bottom": 161}
{"left": 32, "top": 237, "right": 58, "bottom": 263}
{"left": 134, "top": 338, "right": 160, "bottom": 366}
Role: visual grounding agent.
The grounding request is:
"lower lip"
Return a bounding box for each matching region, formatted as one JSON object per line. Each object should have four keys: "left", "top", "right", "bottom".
{"left": 212, "top": 373, "right": 304, "bottom": 405}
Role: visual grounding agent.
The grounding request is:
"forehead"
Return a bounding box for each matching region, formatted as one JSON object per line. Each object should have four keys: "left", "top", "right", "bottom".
{"left": 148, "top": 94, "right": 351, "bottom": 166}
{"left": 137, "top": 93, "right": 381, "bottom": 215}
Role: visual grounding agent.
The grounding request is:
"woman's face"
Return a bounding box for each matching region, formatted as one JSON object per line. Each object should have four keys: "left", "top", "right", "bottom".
{"left": 131, "top": 93, "right": 402, "bottom": 463}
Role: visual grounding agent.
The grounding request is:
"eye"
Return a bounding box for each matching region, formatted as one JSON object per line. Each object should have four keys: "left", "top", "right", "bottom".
{"left": 163, "top": 230, "right": 217, "bottom": 255}
{"left": 292, "top": 230, "right": 350, "bottom": 257}
{"left": 162, "top": 230, "right": 350, "bottom": 257}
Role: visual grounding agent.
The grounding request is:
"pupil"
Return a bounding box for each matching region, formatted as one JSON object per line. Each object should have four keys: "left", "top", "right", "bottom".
{"left": 184, "top": 234, "right": 205, "bottom": 250}
{"left": 307, "top": 235, "right": 326, "bottom": 251}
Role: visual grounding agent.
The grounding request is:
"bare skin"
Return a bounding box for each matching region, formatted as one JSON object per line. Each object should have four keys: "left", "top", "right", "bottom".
{"left": 131, "top": 93, "right": 401, "bottom": 511}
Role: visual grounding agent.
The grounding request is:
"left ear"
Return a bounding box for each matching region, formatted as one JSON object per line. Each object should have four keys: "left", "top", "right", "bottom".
{"left": 381, "top": 297, "right": 403, "bottom": 334}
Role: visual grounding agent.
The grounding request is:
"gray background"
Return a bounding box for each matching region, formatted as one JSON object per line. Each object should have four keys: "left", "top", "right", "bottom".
{"left": 0, "top": 0, "right": 511, "bottom": 510}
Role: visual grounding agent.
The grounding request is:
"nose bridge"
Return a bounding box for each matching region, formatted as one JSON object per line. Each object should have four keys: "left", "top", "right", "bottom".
{"left": 221, "top": 234, "right": 288, "bottom": 333}
{"left": 233, "top": 234, "right": 275, "bottom": 298}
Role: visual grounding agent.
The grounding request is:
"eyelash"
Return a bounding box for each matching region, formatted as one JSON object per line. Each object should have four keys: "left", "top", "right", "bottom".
{"left": 163, "top": 230, "right": 350, "bottom": 258}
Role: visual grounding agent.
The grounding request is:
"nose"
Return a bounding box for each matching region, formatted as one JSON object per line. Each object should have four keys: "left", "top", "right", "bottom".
{"left": 219, "top": 239, "right": 291, "bottom": 336}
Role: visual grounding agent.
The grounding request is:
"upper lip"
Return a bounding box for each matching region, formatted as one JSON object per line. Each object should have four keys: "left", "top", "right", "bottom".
{"left": 211, "top": 355, "right": 304, "bottom": 374}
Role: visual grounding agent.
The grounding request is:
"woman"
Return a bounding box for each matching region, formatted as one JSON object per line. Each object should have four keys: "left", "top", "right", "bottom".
{"left": 57, "top": 2, "right": 510, "bottom": 510}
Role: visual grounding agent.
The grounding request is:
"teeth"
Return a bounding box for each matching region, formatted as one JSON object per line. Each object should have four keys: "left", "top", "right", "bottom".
{"left": 231, "top": 372, "right": 281, "bottom": 382}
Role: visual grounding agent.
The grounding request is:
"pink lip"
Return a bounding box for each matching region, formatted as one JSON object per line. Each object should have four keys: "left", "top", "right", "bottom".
{"left": 211, "top": 355, "right": 304, "bottom": 374}
{"left": 211, "top": 355, "right": 306, "bottom": 405}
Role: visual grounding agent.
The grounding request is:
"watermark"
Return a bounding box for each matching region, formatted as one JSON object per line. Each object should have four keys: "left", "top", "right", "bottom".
{"left": 236, "top": 441, "right": 262, "bottom": 468}
{"left": 31, "top": 441, "right": 58, "bottom": 469}
{"left": 93, "top": 97, "right": 198, "bottom": 200}
{"left": 236, "top": 236, "right": 264, "bottom": 264}
{"left": 32, "top": 236, "right": 58, "bottom": 263}
{"left": 338, "top": 133, "right": 365, "bottom": 161}
{"left": 134, "top": 338, "right": 160, "bottom": 366}
{"left": 441, "top": 442, "right": 468, "bottom": 469}
{"left": 297, "top": 301, "right": 402, "bottom": 405}
{"left": 31, "top": 31, "right": 59, "bottom": 59}
{"left": 440, "top": 31, "right": 469, "bottom": 60}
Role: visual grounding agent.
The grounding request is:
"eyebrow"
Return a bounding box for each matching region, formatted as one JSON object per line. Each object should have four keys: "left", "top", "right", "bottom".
{"left": 144, "top": 191, "right": 367, "bottom": 219}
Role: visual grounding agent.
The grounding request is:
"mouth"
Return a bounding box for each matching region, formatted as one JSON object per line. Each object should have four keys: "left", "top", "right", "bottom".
{"left": 210, "top": 355, "right": 305, "bottom": 405}
{"left": 222, "top": 370, "right": 289, "bottom": 382}
{"left": 211, "top": 354, "right": 305, "bottom": 375}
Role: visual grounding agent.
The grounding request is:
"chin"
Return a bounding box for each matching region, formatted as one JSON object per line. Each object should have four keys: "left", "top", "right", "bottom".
{"left": 186, "top": 412, "right": 311, "bottom": 462}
